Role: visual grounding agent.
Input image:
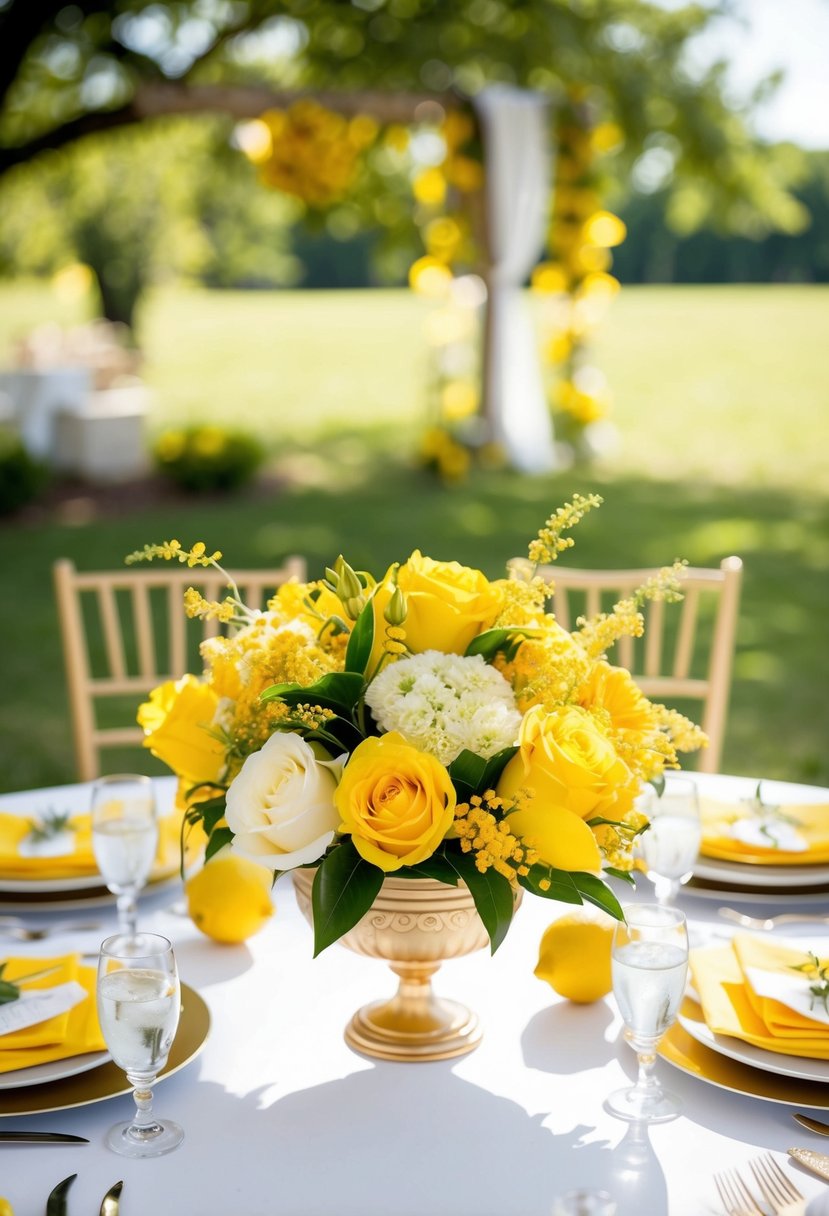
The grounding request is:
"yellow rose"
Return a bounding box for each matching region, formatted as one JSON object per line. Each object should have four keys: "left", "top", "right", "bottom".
{"left": 138, "top": 675, "right": 226, "bottom": 785}
{"left": 335, "top": 732, "right": 456, "bottom": 871}
{"left": 395, "top": 550, "right": 503, "bottom": 655}
{"left": 497, "top": 705, "right": 638, "bottom": 872}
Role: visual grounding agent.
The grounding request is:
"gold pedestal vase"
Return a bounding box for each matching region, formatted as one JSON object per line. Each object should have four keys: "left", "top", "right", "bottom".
{"left": 292, "top": 870, "right": 520, "bottom": 1063}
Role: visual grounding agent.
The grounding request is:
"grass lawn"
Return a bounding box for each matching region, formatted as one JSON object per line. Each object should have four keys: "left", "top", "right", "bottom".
{"left": 1, "top": 281, "right": 828, "bottom": 795}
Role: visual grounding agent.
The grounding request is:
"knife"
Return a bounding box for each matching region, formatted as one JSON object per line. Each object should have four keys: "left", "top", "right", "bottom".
{"left": 794, "top": 1113, "right": 829, "bottom": 1137}
{"left": 789, "top": 1147, "right": 829, "bottom": 1183}
{"left": 100, "top": 1180, "right": 123, "bottom": 1216}
{"left": 0, "top": 1131, "right": 88, "bottom": 1144}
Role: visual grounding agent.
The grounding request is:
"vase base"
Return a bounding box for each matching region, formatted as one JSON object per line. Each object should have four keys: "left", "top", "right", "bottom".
{"left": 345, "top": 997, "right": 482, "bottom": 1062}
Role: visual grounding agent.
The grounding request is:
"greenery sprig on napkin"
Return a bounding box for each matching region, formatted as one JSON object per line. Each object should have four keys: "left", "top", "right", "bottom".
{"left": 792, "top": 952, "right": 829, "bottom": 1015}
{"left": 0, "top": 960, "right": 59, "bottom": 1004}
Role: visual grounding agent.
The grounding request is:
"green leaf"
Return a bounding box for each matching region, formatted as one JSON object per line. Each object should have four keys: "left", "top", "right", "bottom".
{"left": 480, "top": 746, "right": 518, "bottom": 790}
{"left": 519, "top": 865, "right": 583, "bottom": 904}
{"left": 311, "top": 840, "right": 384, "bottom": 956}
{"left": 572, "top": 872, "right": 625, "bottom": 921}
{"left": 345, "top": 598, "right": 375, "bottom": 675}
{"left": 205, "top": 825, "right": 233, "bottom": 862}
{"left": 0, "top": 980, "right": 19, "bottom": 1004}
{"left": 260, "top": 671, "right": 365, "bottom": 712}
{"left": 188, "top": 795, "right": 227, "bottom": 835}
{"left": 442, "top": 851, "right": 515, "bottom": 954}
{"left": 447, "top": 749, "right": 487, "bottom": 789}
{"left": 400, "top": 854, "right": 460, "bottom": 885}
{"left": 603, "top": 866, "right": 636, "bottom": 887}
{"left": 464, "top": 627, "right": 537, "bottom": 662}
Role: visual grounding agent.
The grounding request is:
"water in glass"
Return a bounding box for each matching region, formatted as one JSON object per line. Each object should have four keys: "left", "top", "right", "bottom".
{"left": 91, "top": 774, "right": 158, "bottom": 938}
{"left": 638, "top": 777, "right": 701, "bottom": 906}
{"left": 605, "top": 904, "right": 689, "bottom": 1124}
{"left": 97, "top": 932, "right": 183, "bottom": 1157}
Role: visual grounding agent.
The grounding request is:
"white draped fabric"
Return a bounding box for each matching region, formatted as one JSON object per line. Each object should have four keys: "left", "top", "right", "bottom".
{"left": 474, "top": 86, "right": 556, "bottom": 473}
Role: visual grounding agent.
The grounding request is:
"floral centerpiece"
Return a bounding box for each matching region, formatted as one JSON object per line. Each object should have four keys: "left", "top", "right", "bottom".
{"left": 130, "top": 495, "right": 704, "bottom": 964}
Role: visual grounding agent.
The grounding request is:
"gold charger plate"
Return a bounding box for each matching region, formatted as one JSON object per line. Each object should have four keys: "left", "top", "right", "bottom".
{"left": 0, "top": 871, "right": 182, "bottom": 912}
{"left": 684, "top": 875, "right": 829, "bottom": 904}
{"left": 659, "top": 999, "right": 829, "bottom": 1110}
{"left": 0, "top": 982, "right": 209, "bottom": 1117}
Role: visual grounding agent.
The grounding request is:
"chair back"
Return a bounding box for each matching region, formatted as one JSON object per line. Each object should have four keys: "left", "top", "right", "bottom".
{"left": 53, "top": 556, "right": 307, "bottom": 782}
{"left": 523, "top": 556, "right": 743, "bottom": 773}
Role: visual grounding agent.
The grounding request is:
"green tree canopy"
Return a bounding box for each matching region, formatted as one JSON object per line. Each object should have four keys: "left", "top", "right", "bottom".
{"left": 0, "top": 0, "right": 808, "bottom": 237}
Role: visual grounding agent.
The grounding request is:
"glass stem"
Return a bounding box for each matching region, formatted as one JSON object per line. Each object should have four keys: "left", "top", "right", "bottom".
{"left": 631, "top": 1037, "right": 662, "bottom": 1098}
{"left": 654, "top": 877, "right": 679, "bottom": 907}
{"left": 116, "top": 891, "right": 137, "bottom": 937}
{"left": 127, "top": 1072, "right": 162, "bottom": 1139}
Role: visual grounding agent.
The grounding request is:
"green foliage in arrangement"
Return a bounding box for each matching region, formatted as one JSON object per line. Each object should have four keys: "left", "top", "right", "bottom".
{"left": 152, "top": 424, "right": 265, "bottom": 494}
{"left": 0, "top": 430, "right": 47, "bottom": 515}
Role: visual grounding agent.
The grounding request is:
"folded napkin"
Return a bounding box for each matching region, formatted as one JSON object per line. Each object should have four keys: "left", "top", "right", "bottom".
{"left": 700, "top": 796, "right": 829, "bottom": 865}
{"left": 0, "top": 954, "right": 106, "bottom": 1073}
{"left": 0, "top": 808, "right": 184, "bottom": 882}
{"left": 690, "top": 934, "right": 829, "bottom": 1059}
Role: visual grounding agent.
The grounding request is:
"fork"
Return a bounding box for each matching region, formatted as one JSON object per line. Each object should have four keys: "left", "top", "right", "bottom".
{"left": 0, "top": 921, "right": 102, "bottom": 942}
{"left": 714, "top": 1168, "right": 764, "bottom": 1215}
{"left": 718, "top": 908, "right": 829, "bottom": 932}
{"left": 749, "top": 1153, "right": 806, "bottom": 1216}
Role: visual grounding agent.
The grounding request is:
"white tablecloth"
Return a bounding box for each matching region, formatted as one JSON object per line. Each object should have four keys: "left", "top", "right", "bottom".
{"left": 1, "top": 775, "right": 828, "bottom": 1216}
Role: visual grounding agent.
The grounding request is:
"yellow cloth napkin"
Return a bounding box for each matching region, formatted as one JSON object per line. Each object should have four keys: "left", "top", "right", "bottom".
{"left": 690, "top": 938, "right": 829, "bottom": 1059}
{"left": 700, "top": 797, "right": 829, "bottom": 865}
{"left": 0, "top": 809, "right": 184, "bottom": 882}
{"left": 0, "top": 954, "right": 106, "bottom": 1073}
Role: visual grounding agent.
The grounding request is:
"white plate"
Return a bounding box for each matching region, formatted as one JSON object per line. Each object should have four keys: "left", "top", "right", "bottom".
{"left": 0, "top": 1048, "right": 110, "bottom": 1090}
{"left": 0, "top": 777, "right": 178, "bottom": 895}
{"left": 693, "top": 855, "right": 829, "bottom": 889}
{"left": 679, "top": 1011, "right": 829, "bottom": 1085}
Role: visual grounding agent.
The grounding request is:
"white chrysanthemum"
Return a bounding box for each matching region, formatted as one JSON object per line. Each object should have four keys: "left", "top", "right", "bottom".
{"left": 365, "top": 651, "right": 522, "bottom": 765}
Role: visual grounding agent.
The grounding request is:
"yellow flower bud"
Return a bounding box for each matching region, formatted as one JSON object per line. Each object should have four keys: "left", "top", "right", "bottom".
{"left": 343, "top": 594, "right": 367, "bottom": 619}
{"left": 383, "top": 587, "right": 408, "bottom": 627}
{"left": 338, "top": 561, "right": 363, "bottom": 601}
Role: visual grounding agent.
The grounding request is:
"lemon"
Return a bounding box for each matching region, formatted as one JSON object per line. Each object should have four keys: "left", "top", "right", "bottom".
{"left": 186, "top": 854, "right": 274, "bottom": 944}
{"left": 534, "top": 910, "right": 615, "bottom": 1003}
{"left": 0, "top": 1198, "right": 14, "bottom": 1216}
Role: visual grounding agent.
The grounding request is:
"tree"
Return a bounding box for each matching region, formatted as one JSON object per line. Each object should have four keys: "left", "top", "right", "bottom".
{"left": 0, "top": 0, "right": 806, "bottom": 237}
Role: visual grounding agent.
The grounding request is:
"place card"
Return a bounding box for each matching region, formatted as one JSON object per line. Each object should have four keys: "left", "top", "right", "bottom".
{"left": 0, "top": 981, "right": 87, "bottom": 1037}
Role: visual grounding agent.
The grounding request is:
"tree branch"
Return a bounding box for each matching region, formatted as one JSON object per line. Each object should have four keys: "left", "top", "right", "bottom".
{"left": 0, "top": 80, "right": 450, "bottom": 177}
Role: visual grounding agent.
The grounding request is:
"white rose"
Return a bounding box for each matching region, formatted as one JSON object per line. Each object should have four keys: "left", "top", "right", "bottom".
{"left": 225, "top": 733, "right": 345, "bottom": 871}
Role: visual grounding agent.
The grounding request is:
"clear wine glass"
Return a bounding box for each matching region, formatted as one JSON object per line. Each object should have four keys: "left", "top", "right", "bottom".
{"left": 97, "top": 932, "right": 183, "bottom": 1157}
{"left": 638, "top": 776, "right": 701, "bottom": 907}
{"left": 91, "top": 774, "right": 158, "bottom": 938}
{"left": 606, "top": 903, "right": 689, "bottom": 1124}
